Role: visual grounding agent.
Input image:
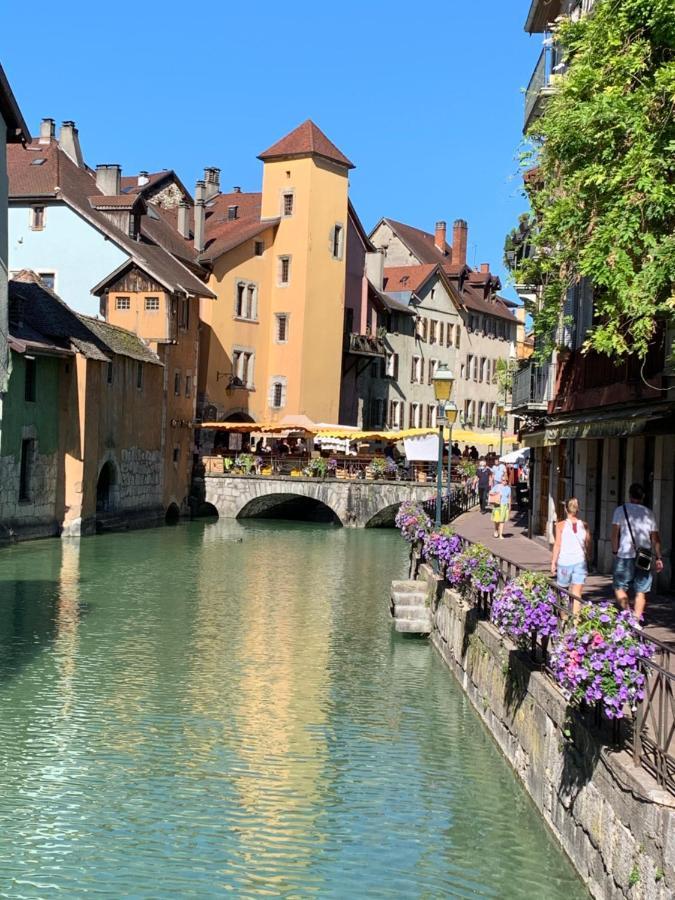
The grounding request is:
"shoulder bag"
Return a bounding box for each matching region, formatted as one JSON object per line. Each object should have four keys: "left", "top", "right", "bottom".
{"left": 623, "top": 504, "right": 653, "bottom": 572}
{"left": 488, "top": 489, "right": 501, "bottom": 508}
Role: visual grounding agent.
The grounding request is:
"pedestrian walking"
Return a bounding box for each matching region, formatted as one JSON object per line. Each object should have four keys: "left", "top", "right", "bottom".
{"left": 489, "top": 458, "right": 506, "bottom": 488}
{"left": 491, "top": 472, "right": 511, "bottom": 540}
{"left": 550, "top": 498, "right": 591, "bottom": 614}
{"left": 611, "top": 483, "right": 663, "bottom": 624}
{"left": 473, "top": 458, "right": 491, "bottom": 513}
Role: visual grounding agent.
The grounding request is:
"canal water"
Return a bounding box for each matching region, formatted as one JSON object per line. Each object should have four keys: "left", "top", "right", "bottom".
{"left": 0, "top": 521, "right": 586, "bottom": 898}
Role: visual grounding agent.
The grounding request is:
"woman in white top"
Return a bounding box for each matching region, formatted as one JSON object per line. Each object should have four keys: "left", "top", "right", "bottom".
{"left": 550, "top": 498, "right": 592, "bottom": 614}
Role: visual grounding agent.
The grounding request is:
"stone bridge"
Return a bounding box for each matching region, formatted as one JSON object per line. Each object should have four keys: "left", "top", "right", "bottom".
{"left": 203, "top": 474, "right": 439, "bottom": 527}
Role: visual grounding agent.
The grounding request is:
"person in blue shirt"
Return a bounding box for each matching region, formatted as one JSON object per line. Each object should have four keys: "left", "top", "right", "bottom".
{"left": 490, "top": 460, "right": 506, "bottom": 488}
{"left": 491, "top": 472, "right": 512, "bottom": 540}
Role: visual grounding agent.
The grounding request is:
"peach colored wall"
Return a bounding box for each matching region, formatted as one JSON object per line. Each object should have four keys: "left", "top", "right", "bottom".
{"left": 106, "top": 290, "right": 172, "bottom": 342}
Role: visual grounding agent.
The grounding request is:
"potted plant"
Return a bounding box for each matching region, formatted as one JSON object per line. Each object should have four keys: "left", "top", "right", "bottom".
{"left": 367, "top": 457, "right": 387, "bottom": 480}
{"left": 423, "top": 526, "right": 463, "bottom": 575}
{"left": 327, "top": 458, "right": 338, "bottom": 478}
{"left": 385, "top": 457, "right": 398, "bottom": 480}
{"left": 490, "top": 571, "right": 559, "bottom": 648}
{"left": 549, "top": 603, "right": 653, "bottom": 719}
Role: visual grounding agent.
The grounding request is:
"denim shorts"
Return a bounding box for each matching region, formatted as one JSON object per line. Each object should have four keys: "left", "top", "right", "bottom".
{"left": 557, "top": 562, "right": 587, "bottom": 588}
{"left": 613, "top": 557, "right": 652, "bottom": 594}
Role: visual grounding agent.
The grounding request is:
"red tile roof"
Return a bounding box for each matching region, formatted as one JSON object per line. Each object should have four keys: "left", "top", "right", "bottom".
{"left": 88, "top": 194, "right": 144, "bottom": 209}
{"left": 258, "top": 119, "right": 354, "bottom": 169}
{"left": 7, "top": 139, "right": 214, "bottom": 299}
{"left": 383, "top": 264, "right": 438, "bottom": 294}
{"left": 378, "top": 218, "right": 458, "bottom": 269}
{"left": 199, "top": 191, "right": 277, "bottom": 262}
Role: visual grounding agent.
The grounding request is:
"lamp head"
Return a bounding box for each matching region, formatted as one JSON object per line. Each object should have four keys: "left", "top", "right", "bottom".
{"left": 444, "top": 400, "right": 458, "bottom": 425}
{"left": 433, "top": 363, "right": 455, "bottom": 402}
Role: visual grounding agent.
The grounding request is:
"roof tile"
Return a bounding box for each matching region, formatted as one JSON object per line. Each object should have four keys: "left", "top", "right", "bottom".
{"left": 258, "top": 119, "right": 354, "bottom": 169}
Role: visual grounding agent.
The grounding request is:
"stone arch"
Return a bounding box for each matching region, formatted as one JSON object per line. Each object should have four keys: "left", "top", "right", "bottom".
{"left": 364, "top": 502, "right": 402, "bottom": 528}
{"left": 165, "top": 502, "right": 181, "bottom": 525}
{"left": 236, "top": 487, "right": 344, "bottom": 526}
{"left": 96, "top": 457, "right": 120, "bottom": 514}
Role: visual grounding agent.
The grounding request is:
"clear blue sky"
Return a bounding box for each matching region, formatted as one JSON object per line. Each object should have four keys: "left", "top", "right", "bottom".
{"left": 1, "top": 1, "right": 542, "bottom": 302}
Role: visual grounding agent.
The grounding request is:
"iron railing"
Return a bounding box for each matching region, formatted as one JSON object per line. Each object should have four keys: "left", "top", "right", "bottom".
{"left": 511, "top": 361, "right": 555, "bottom": 412}
{"left": 422, "top": 486, "right": 479, "bottom": 525}
{"left": 524, "top": 40, "right": 566, "bottom": 131}
{"left": 425, "top": 535, "right": 675, "bottom": 794}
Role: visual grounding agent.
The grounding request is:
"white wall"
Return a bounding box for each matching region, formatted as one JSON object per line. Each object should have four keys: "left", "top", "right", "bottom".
{"left": 8, "top": 202, "right": 127, "bottom": 315}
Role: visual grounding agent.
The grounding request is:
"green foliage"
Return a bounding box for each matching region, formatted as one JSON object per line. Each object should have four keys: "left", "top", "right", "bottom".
{"left": 629, "top": 864, "right": 640, "bottom": 888}
{"left": 495, "top": 358, "right": 517, "bottom": 398}
{"left": 514, "top": 0, "right": 675, "bottom": 360}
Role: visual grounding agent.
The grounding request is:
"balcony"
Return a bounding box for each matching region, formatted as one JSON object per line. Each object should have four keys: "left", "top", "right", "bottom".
{"left": 345, "top": 332, "right": 386, "bottom": 358}
{"left": 511, "top": 361, "right": 555, "bottom": 413}
{"left": 524, "top": 42, "right": 566, "bottom": 132}
{"left": 525, "top": 0, "right": 564, "bottom": 34}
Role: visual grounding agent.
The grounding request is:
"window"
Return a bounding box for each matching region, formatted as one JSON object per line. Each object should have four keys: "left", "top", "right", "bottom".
{"left": 371, "top": 398, "right": 385, "bottom": 429}
{"left": 275, "top": 313, "right": 288, "bottom": 343}
{"left": 129, "top": 214, "right": 140, "bottom": 240}
{"left": 116, "top": 296, "right": 130, "bottom": 311}
{"left": 429, "top": 320, "right": 437, "bottom": 345}
{"left": 246, "top": 285, "right": 255, "bottom": 319}
{"left": 409, "top": 403, "right": 422, "bottom": 428}
{"left": 19, "top": 439, "right": 34, "bottom": 501}
{"left": 254, "top": 240, "right": 265, "bottom": 256}
{"left": 174, "top": 371, "right": 181, "bottom": 396}
{"left": 173, "top": 446, "right": 181, "bottom": 464}
{"left": 426, "top": 404, "right": 437, "bottom": 428}
{"left": 24, "top": 357, "right": 36, "bottom": 402}
{"left": 370, "top": 359, "right": 379, "bottom": 379}
{"left": 479, "top": 357, "right": 486, "bottom": 383}
{"left": 185, "top": 375, "right": 192, "bottom": 398}
{"left": 466, "top": 354, "right": 473, "bottom": 381}
{"left": 106, "top": 361, "right": 113, "bottom": 385}
{"left": 332, "top": 224, "right": 344, "bottom": 259}
{"left": 439, "top": 322, "right": 444, "bottom": 346}
{"left": 233, "top": 350, "right": 254, "bottom": 388}
{"left": 411, "top": 355, "right": 422, "bottom": 384}
{"left": 385, "top": 352, "right": 399, "bottom": 379}
{"left": 428, "top": 358, "right": 437, "bottom": 386}
{"left": 279, "top": 256, "right": 291, "bottom": 285}
{"left": 137, "top": 362, "right": 143, "bottom": 390}
{"left": 30, "top": 206, "right": 45, "bottom": 230}
{"left": 227, "top": 206, "right": 238, "bottom": 221}
{"left": 180, "top": 298, "right": 190, "bottom": 329}
{"left": 446, "top": 323, "right": 453, "bottom": 347}
{"left": 282, "top": 192, "right": 294, "bottom": 217}
{"left": 416, "top": 317, "right": 428, "bottom": 341}
{"left": 389, "top": 400, "right": 402, "bottom": 429}
{"left": 38, "top": 272, "right": 55, "bottom": 290}
{"left": 145, "top": 296, "right": 160, "bottom": 311}
{"left": 236, "top": 283, "right": 245, "bottom": 317}
{"left": 455, "top": 327, "right": 461, "bottom": 349}
{"left": 269, "top": 377, "right": 287, "bottom": 409}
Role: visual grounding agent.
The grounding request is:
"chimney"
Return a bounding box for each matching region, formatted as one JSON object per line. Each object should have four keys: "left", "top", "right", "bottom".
{"left": 203, "top": 167, "right": 221, "bottom": 201}
{"left": 39, "top": 118, "right": 55, "bottom": 144}
{"left": 480, "top": 262, "right": 490, "bottom": 274}
{"left": 434, "top": 220, "right": 447, "bottom": 254}
{"left": 194, "top": 180, "right": 206, "bottom": 252}
{"left": 138, "top": 170, "right": 149, "bottom": 186}
{"left": 59, "top": 121, "right": 84, "bottom": 167}
{"left": 453, "top": 219, "right": 468, "bottom": 268}
{"left": 95, "top": 164, "right": 121, "bottom": 196}
{"left": 177, "top": 201, "right": 190, "bottom": 239}
{"left": 233, "top": 186, "right": 241, "bottom": 193}
{"left": 365, "top": 249, "right": 385, "bottom": 291}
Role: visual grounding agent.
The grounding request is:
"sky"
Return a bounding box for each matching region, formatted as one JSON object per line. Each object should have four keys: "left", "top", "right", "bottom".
{"left": 1, "top": 1, "right": 543, "bottom": 302}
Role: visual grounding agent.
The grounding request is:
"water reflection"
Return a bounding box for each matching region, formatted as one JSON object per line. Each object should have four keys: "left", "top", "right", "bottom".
{"left": 0, "top": 523, "right": 586, "bottom": 898}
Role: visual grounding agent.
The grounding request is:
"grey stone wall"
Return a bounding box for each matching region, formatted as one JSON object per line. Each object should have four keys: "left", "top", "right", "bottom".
{"left": 204, "top": 474, "right": 437, "bottom": 527}
{"left": 117, "top": 448, "right": 163, "bottom": 510}
{"left": 0, "top": 450, "right": 60, "bottom": 540}
{"left": 413, "top": 565, "right": 674, "bottom": 899}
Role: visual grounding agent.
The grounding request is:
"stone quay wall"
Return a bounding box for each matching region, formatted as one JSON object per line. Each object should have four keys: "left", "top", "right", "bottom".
{"left": 414, "top": 564, "right": 674, "bottom": 900}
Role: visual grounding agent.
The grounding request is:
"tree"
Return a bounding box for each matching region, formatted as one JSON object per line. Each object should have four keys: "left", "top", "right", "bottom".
{"left": 513, "top": 0, "right": 675, "bottom": 361}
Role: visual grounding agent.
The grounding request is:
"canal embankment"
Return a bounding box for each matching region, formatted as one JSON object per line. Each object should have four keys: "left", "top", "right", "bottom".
{"left": 403, "top": 563, "right": 675, "bottom": 900}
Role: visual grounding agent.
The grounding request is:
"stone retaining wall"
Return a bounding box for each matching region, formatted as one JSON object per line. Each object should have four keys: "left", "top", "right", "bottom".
{"left": 415, "top": 564, "right": 674, "bottom": 900}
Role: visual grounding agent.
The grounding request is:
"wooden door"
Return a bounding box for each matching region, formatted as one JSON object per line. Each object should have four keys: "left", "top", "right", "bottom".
{"left": 537, "top": 448, "right": 551, "bottom": 535}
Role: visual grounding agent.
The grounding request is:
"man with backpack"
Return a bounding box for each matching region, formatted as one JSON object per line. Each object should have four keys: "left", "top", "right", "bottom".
{"left": 611, "top": 483, "right": 663, "bottom": 624}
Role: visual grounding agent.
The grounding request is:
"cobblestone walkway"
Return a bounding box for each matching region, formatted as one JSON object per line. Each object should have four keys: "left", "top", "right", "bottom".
{"left": 453, "top": 506, "right": 675, "bottom": 647}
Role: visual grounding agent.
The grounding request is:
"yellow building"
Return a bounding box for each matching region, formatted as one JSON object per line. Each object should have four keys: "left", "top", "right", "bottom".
{"left": 198, "top": 120, "right": 353, "bottom": 432}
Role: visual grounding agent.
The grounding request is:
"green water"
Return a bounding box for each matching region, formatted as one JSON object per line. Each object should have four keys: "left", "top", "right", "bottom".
{"left": 0, "top": 520, "right": 586, "bottom": 898}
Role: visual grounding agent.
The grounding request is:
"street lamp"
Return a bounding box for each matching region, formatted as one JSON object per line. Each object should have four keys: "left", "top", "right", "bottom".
{"left": 433, "top": 364, "right": 455, "bottom": 526}
{"left": 445, "top": 400, "right": 458, "bottom": 494}
{"left": 497, "top": 401, "right": 506, "bottom": 458}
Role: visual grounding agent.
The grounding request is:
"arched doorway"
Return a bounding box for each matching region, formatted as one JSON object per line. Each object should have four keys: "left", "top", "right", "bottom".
{"left": 165, "top": 503, "right": 181, "bottom": 525}
{"left": 96, "top": 461, "right": 117, "bottom": 514}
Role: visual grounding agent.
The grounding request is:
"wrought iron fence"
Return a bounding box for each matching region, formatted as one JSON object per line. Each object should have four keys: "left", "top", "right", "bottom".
{"left": 422, "top": 486, "right": 479, "bottom": 525}
{"left": 428, "top": 535, "right": 675, "bottom": 794}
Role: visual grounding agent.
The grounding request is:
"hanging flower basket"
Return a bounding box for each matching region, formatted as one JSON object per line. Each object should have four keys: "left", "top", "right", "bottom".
{"left": 490, "top": 571, "right": 558, "bottom": 648}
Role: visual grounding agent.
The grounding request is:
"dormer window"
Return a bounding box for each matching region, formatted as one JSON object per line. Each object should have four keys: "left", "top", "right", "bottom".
{"left": 227, "top": 206, "right": 238, "bottom": 221}
{"left": 129, "top": 214, "right": 140, "bottom": 240}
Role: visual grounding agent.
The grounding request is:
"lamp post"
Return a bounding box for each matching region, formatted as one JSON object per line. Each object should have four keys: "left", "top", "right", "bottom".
{"left": 497, "top": 401, "right": 506, "bottom": 458}
{"left": 445, "top": 400, "right": 458, "bottom": 494}
{"left": 432, "top": 364, "right": 455, "bottom": 526}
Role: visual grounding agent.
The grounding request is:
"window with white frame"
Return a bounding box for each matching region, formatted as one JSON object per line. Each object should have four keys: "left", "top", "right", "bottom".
{"left": 409, "top": 402, "right": 422, "bottom": 428}
{"left": 429, "top": 319, "right": 437, "bottom": 345}
{"left": 30, "top": 206, "right": 45, "bottom": 230}
{"left": 145, "top": 296, "right": 160, "bottom": 311}
{"left": 411, "top": 355, "right": 423, "bottom": 384}
{"left": 278, "top": 256, "right": 291, "bottom": 285}
{"left": 269, "top": 376, "right": 287, "bottom": 409}
{"left": 426, "top": 404, "right": 437, "bottom": 428}
{"left": 235, "top": 282, "right": 257, "bottom": 320}
{"left": 275, "top": 313, "right": 288, "bottom": 343}
{"left": 455, "top": 327, "right": 461, "bottom": 349}
{"left": 416, "top": 317, "right": 428, "bottom": 341}
{"left": 385, "top": 352, "right": 398, "bottom": 379}
{"left": 465, "top": 354, "right": 473, "bottom": 381}
{"left": 332, "top": 224, "right": 344, "bottom": 259}
{"left": 116, "top": 296, "right": 130, "bottom": 310}
{"left": 428, "top": 358, "right": 437, "bottom": 386}
{"left": 233, "top": 349, "right": 254, "bottom": 388}
{"left": 389, "top": 400, "right": 402, "bottom": 429}
{"left": 439, "top": 321, "right": 444, "bottom": 346}
{"left": 446, "top": 323, "right": 453, "bottom": 347}
{"left": 479, "top": 357, "right": 486, "bottom": 383}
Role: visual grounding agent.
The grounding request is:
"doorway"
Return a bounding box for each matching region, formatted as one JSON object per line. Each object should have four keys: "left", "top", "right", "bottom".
{"left": 96, "top": 461, "right": 117, "bottom": 514}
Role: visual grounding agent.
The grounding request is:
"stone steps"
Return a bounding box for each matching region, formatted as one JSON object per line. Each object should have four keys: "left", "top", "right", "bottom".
{"left": 390, "top": 580, "right": 431, "bottom": 634}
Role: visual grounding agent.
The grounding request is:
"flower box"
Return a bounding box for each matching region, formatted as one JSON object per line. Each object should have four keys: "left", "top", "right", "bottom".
{"left": 260, "top": 467, "right": 273, "bottom": 476}
{"left": 290, "top": 470, "right": 302, "bottom": 477}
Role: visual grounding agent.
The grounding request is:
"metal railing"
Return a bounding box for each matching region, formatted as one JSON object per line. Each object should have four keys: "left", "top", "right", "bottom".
{"left": 346, "top": 332, "right": 387, "bottom": 357}
{"left": 524, "top": 41, "right": 565, "bottom": 131}
{"left": 422, "top": 486, "right": 479, "bottom": 525}
{"left": 511, "top": 361, "right": 555, "bottom": 412}
{"left": 426, "top": 535, "right": 675, "bottom": 794}
{"left": 202, "top": 453, "right": 467, "bottom": 484}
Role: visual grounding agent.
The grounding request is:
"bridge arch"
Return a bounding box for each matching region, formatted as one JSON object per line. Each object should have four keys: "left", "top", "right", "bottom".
{"left": 364, "top": 503, "right": 401, "bottom": 528}
{"left": 237, "top": 492, "right": 342, "bottom": 525}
